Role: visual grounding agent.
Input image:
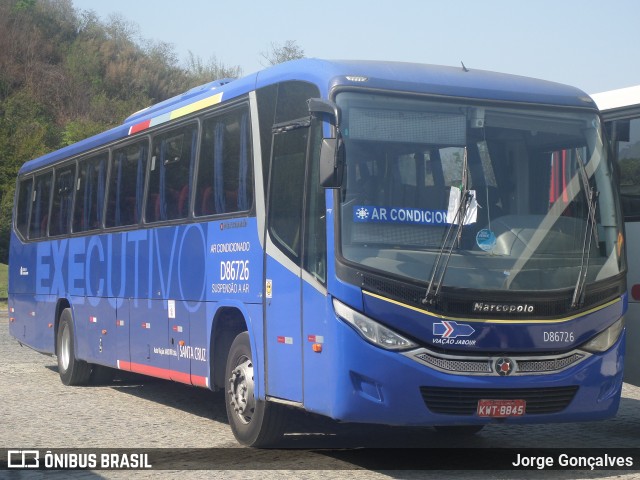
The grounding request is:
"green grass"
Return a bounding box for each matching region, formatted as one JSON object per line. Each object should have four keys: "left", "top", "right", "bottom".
{"left": 0, "top": 263, "right": 6, "bottom": 298}
{"left": 0, "top": 263, "right": 7, "bottom": 312}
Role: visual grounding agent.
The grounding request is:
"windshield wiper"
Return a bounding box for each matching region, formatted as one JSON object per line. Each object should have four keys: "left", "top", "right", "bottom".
{"left": 422, "top": 147, "right": 472, "bottom": 306}
{"left": 571, "top": 151, "right": 599, "bottom": 309}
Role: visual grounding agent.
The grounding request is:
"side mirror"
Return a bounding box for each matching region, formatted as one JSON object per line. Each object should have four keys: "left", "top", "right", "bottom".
{"left": 319, "top": 137, "right": 344, "bottom": 188}
{"left": 308, "top": 98, "right": 339, "bottom": 124}
{"left": 308, "top": 98, "right": 344, "bottom": 188}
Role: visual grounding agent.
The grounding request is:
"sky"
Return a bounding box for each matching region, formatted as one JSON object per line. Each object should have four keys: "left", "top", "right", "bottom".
{"left": 71, "top": 0, "right": 640, "bottom": 95}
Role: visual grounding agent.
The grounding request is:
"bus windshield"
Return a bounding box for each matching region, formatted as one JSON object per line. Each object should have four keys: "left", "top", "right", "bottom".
{"left": 337, "top": 92, "right": 623, "bottom": 293}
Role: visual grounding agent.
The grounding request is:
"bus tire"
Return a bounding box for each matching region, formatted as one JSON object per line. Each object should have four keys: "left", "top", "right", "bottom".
{"left": 56, "top": 308, "right": 92, "bottom": 386}
{"left": 225, "top": 331, "right": 285, "bottom": 447}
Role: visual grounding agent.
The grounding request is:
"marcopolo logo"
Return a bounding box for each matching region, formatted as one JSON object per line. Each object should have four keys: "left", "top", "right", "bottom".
{"left": 473, "top": 302, "right": 535, "bottom": 314}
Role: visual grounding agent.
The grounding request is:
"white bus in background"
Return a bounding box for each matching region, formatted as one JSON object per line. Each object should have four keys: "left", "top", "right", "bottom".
{"left": 592, "top": 86, "right": 640, "bottom": 386}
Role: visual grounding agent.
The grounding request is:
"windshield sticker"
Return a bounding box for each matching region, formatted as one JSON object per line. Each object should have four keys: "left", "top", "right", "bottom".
{"left": 447, "top": 186, "right": 478, "bottom": 225}
{"left": 476, "top": 228, "right": 497, "bottom": 252}
{"left": 353, "top": 206, "right": 448, "bottom": 225}
{"left": 352, "top": 188, "right": 479, "bottom": 227}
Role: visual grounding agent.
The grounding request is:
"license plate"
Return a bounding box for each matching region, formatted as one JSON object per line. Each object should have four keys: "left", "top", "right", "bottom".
{"left": 477, "top": 399, "right": 526, "bottom": 417}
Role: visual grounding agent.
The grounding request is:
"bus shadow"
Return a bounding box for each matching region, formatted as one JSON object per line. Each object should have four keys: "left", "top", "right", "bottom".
{"left": 94, "top": 370, "right": 493, "bottom": 448}
{"left": 108, "top": 374, "right": 230, "bottom": 424}
{"left": 106, "top": 373, "right": 640, "bottom": 449}
{"left": 45, "top": 364, "right": 229, "bottom": 424}
{"left": 45, "top": 364, "right": 640, "bottom": 451}
{"left": 40, "top": 366, "right": 640, "bottom": 477}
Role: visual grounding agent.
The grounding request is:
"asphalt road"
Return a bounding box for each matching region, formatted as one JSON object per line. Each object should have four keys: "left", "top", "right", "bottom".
{"left": 2, "top": 313, "right": 640, "bottom": 480}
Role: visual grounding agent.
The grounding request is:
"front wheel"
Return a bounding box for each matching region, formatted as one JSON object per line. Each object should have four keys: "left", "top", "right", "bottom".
{"left": 57, "top": 308, "right": 92, "bottom": 386}
{"left": 225, "top": 331, "right": 285, "bottom": 447}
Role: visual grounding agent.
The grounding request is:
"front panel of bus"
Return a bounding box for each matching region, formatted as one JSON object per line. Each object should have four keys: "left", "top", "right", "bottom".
{"left": 309, "top": 91, "right": 626, "bottom": 426}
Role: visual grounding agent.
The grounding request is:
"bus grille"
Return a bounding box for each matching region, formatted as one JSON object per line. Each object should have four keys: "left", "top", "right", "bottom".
{"left": 415, "top": 353, "right": 492, "bottom": 373}
{"left": 420, "top": 386, "right": 579, "bottom": 415}
{"left": 413, "top": 351, "right": 585, "bottom": 375}
{"left": 517, "top": 354, "right": 585, "bottom": 373}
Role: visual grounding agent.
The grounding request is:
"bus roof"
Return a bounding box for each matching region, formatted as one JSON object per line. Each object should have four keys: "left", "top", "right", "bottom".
{"left": 591, "top": 85, "right": 640, "bottom": 112}
{"left": 19, "top": 58, "right": 596, "bottom": 175}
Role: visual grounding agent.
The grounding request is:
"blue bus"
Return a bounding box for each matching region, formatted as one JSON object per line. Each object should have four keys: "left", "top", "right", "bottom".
{"left": 8, "top": 59, "right": 627, "bottom": 446}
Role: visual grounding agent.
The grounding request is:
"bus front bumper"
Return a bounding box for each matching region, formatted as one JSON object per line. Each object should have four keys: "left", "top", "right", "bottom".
{"left": 305, "top": 321, "right": 625, "bottom": 426}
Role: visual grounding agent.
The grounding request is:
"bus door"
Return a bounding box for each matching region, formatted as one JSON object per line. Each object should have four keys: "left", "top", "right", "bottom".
{"left": 264, "top": 126, "right": 309, "bottom": 403}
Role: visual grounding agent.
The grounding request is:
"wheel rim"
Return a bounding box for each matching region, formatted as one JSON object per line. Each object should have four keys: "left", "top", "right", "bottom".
{"left": 228, "top": 355, "right": 255, "bottom": 425}
{"left": 60, "top": 324, "right": 71, "bottom": 371}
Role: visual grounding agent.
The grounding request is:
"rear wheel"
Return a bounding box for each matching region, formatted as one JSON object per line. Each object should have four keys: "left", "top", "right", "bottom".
{"left": 225, "top": 331, "right": 285, "bottom": 447}
{"left": 57, "top": 308, "right": 92, "bottom": 386}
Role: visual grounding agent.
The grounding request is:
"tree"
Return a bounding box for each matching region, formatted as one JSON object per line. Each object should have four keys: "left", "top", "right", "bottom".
{"left": 185, "top": 52, "right": 243, "bottom": 85}
{"left": 260, "top": 40, "right": 304, "bottom": 66}
{"left": 0, "top": 0, "right": 264, "bottom": 263}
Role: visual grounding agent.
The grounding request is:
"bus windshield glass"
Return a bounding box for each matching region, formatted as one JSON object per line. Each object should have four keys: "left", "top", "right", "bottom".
{"left": 337, "top": 92, "right": 623, "bottom": 292}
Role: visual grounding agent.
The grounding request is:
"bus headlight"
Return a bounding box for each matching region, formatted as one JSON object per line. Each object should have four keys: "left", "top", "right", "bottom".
{"left": 580, "top": 318, "right": 625, "bottom": 353}
{"left": 333, "top": 298, "right": 417, "bottom": 351}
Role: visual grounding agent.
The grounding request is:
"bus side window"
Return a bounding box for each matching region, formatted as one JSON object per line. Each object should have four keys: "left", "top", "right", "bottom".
{"left": 195, "top": 106, "right": 253, "bottom": 217}
{"left": 106, "top": 141, "right": 148, "bottom": 228}
{"left": 303, "top": 123, "right": 326, "bottom": 283}
{"left": 147, "top": 124, "right": 198, "bottom": 222}
{"left": 16, "top": 177, "right": 33, "bottom": 239}
{"left": 73, "top": 153, "right": 107, "bottom": 232}
{"left": 268, "top": 128, "right": 308, "bottom": 261}
{"left": 29, "top": 171, "right": 53, "bottom": 239}
{"left": 49, "top": 165, "right": 76, "bottom": 237}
